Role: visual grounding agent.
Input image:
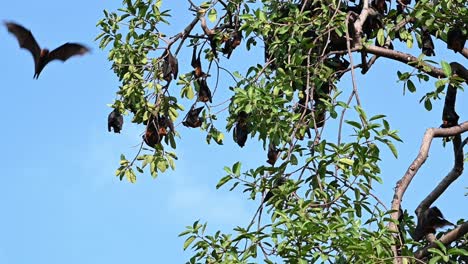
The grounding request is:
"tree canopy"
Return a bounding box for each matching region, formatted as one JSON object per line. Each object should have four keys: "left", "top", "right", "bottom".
{"left": 97, "top": 0, "right": 468, "bottom": 263}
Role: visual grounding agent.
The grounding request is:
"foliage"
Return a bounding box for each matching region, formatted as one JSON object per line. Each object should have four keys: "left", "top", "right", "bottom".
{"left": 97, "top": 0, "right": 468, "bottom": 263}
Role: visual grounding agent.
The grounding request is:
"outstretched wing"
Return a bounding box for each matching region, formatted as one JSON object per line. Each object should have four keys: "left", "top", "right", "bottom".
{"left": 47, "top": 43, "right": 89, "bottom": 63}
{"left": 4, "top": 21, "right": 41, "bottom": 64}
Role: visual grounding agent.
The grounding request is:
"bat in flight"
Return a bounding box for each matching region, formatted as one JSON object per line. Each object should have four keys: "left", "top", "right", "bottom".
{"left": 4, "top": 21, "right": 90, "bottom": 79}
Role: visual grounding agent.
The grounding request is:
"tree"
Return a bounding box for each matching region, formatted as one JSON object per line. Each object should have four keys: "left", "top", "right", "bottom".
{"left": 97, "top": 0, "right": 468, "bottom": 263}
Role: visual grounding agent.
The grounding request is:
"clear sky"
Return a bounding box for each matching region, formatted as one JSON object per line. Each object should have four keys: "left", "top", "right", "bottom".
{"left": 0, "top": 1, "right": 466, "bottom": 264}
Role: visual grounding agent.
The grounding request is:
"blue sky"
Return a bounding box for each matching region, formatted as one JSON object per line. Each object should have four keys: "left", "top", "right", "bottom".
{"left": 0, "top": 1, "right": 466, "bottom": 263}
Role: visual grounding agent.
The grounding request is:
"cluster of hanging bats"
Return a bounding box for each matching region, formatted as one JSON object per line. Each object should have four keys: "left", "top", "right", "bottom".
{"left": 106, "top": 2, "right": 464, "bottom": 238}
{"left": 6, "top": 1, "right": 462, "bottom": 242}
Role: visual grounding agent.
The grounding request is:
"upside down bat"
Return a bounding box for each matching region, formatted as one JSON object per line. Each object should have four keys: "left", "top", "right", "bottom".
{"left": 108, "top": 109, "right": 124, "bottom": 133}
{"left": 222, "top": 31, "right": 242, "bottom": 59}
{"left": 191, "top": 45, "right": 206, "bottom": 79}
{"left": 4, "top": 21, "right": 89, "bottom": 79}
{"left": 197, "top": 78, "right": 212, "bottom": 103}
{"left": 267, "top": 143, "right": 280, "bottom": 166}
{"left": 162, "top": 49, "right": 178, "bottom": 82}
{"left": 412, "top": 206, "right": 454, "bottom": 241}
{"left": 233, "top": 111, "right": 249, "bottom": 147}
{"left": 421, "top": 28, "right": 435, "bottom": 56}
{"left": 182, "top": 106, "right": 204, "bottom": 128}
{"left": 143, "top": 115, "right": 174, "bottom": 148}
{"left": 447, "top": 27, "right": 466, "bottom": 53}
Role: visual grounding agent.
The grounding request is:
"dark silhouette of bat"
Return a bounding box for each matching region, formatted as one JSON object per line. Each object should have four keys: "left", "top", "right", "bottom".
{"left": 143, "top": 115, "right": 174, "bottom": 148}
{"left": 421, "top": 28, "right": 435, "bottom": 56}
{"left": 233, "top": 111, "right": 249, "bottom": 147}
{"left": 267, "top": 143, "right": 280, "bottom": 166}
{"left": 108, "top": 109, "right": 124, "bottom": 133}
{"left": 143, "top": 119, "right": 160, "bottom": 148}
{"left": 183, "top": 106, "right": 204, "bottom": 128}
{"left": 197, "top": 78, "right": 212, "bottom": 103}
{"left": 441, "top": 84, "right": 459, "bottom": 128}
{"left": 222, "top": 31, "right": 242, "bottom": 59}
{"left": 4, "top": 21, "right": 90, "bottom": 79}
{"left": 447, "top": 27, "right": 466, "bottom": 53}
{"left": 371, "top": 0, "right": 387, "bottom": 15}
{"left": 162, "top": 49, "right": 178, "bottom": 82}
{"left": 191, "top": 45, "right": 206, "bottom": 79}
{"left": 412, "top": 207, "right": 454, "bottom": 241}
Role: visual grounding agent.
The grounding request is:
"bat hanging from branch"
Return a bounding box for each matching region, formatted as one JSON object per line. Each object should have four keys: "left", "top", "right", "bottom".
{"left": 4, "top": 21, "right": 90, "bottom": 79}
{"left": 412, "top": 206, "right": 455, "bottom": 241}
{"left": 108, "top": 109, "right": 124, "bottom": 133}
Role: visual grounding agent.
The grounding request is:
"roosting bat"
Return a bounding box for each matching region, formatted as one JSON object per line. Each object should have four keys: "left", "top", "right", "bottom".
{"left": 182, "top": 106, "right": 204, "bottom": 128}
{"left": 143, "top": 115, "right": 174, "bottom": 148}
{"left": 233, "top": 111, "right": 249, "bottom": 147}
{"left": 412, "top": 207, "right": 454, "bottom": 241}
{"left": 108, "top": 109, "right": 124, "bottom": 133}
{"left": 191, "top": 45, "right": 206, "bottom": 79}
{"left": 222, "top": 31, "right": 242, "bottom": 59}
{"left": 162, "top": 49, "right": 178, "bottom": 82}
{"left": 197, "top": 78, "right": 212, "bottom": 103}
{"left": 143, "top": 119, "right": 160, "bottom": 148}
{"left": 4, "top": 21, "right": 89, "bottom": 79}
{"left": 267, "top": 143, "right": 280, "bottom": 166}
{"left": 447, "top": 27, "right": 466, "bottom": 53}
{"left": 421, "top": 28, "right": 435, "bottom": 56}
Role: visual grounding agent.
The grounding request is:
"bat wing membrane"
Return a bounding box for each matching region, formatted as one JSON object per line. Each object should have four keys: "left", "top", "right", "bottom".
{"left": 47, "top": 43, "right": 89, "bottom": 63}
{"left": 5, "top": 22, "right": 41, "bottom": 64}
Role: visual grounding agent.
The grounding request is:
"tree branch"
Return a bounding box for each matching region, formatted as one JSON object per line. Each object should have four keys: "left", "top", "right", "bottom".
{"left": 388, "top": 122, "right": 468, "bottom": 242}
{"left": 414, "top": 222, "right": 468, "bottom": 259}
{"left": 415, "top": 134, "right": 464, "bottom": 215}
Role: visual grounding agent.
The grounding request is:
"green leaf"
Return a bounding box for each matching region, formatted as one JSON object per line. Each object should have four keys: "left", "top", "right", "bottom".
{"left": 233, "top": 162, "right": 241, "bottom": 176}
{"left": 407, "top": 79, "right": 416, "bottom": 93}
{"left": 216, "top": 175, "right": 232, "bottom": 189}
{"left": 208, "top": 9, "right": 217, "bottom": 22}
{"left": 441, "top": 61, "right": 452, "bottom": 77}
{"left": 448, "top": 248, "right": 468, "bottom": 256}
{"left": 178, "top": 230, "right": 192, "bottom": 237}
{"left": 345, "top": 120, "right": 362, "bottom": 129}
{"left": 377, "top": 29, "right": 385, "bottom": 46}
{"left": 428, "top": 256, "right": 441, "bottom": 264}
{"left": 183, "top": 236, "right": 196, "bottom": 250}
{"left": 338, "top": 158, "right": 354, "bottom": 166}
{"left": 385, "top": 140, "right": 398, "bottom": 158}
{"left": 424, "top": 99, "right": 432, "bottom": 111}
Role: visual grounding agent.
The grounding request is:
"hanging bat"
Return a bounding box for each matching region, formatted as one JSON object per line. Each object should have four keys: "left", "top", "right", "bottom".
{"left": 143, "top": 118, "right": 161, "bottom": 148}
{"left": 183, "top": 106, "right": 204, "bottom": 128}
{"left": 162, "top": 49, "right": 178, "bottom": 82}
{"left": 233, "top": 111, "right": 249, "bottom": 147}
{"left": 197, "top": 78, "right": 212, "bottom": 103}
{"left": 371, "top": 0, "right": 387, "bottom": 15}
{"left": 412, "top": 207, "right": 454, "bottom": 241}
{"left": 191, "top": 45, "right": 206, "bottom": 79}
{"left": 222, "top": 31, "right": 242, "bottom": 59}
{"left": 421, "top": 28, "right": 435, "bottom": 56}
{"left": 447, "top": 27, "right": 466, "bottom": 53}
{"left": 441, "top": 84, "right": 459, "bottom": 128}
{"left": 4, "top": 21, "right": 90, "bottom": 79}
{"left": 267, "top": 143, "right": 280, "bottom": 166}
{"left": 156, "top": 115, "right": 174, "bottom": 137}
{"left": 108, "top": 109, "right": 124, "bottom": 133}
{"left": 143, "top": 115, "right": 174, "bottom": 148}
